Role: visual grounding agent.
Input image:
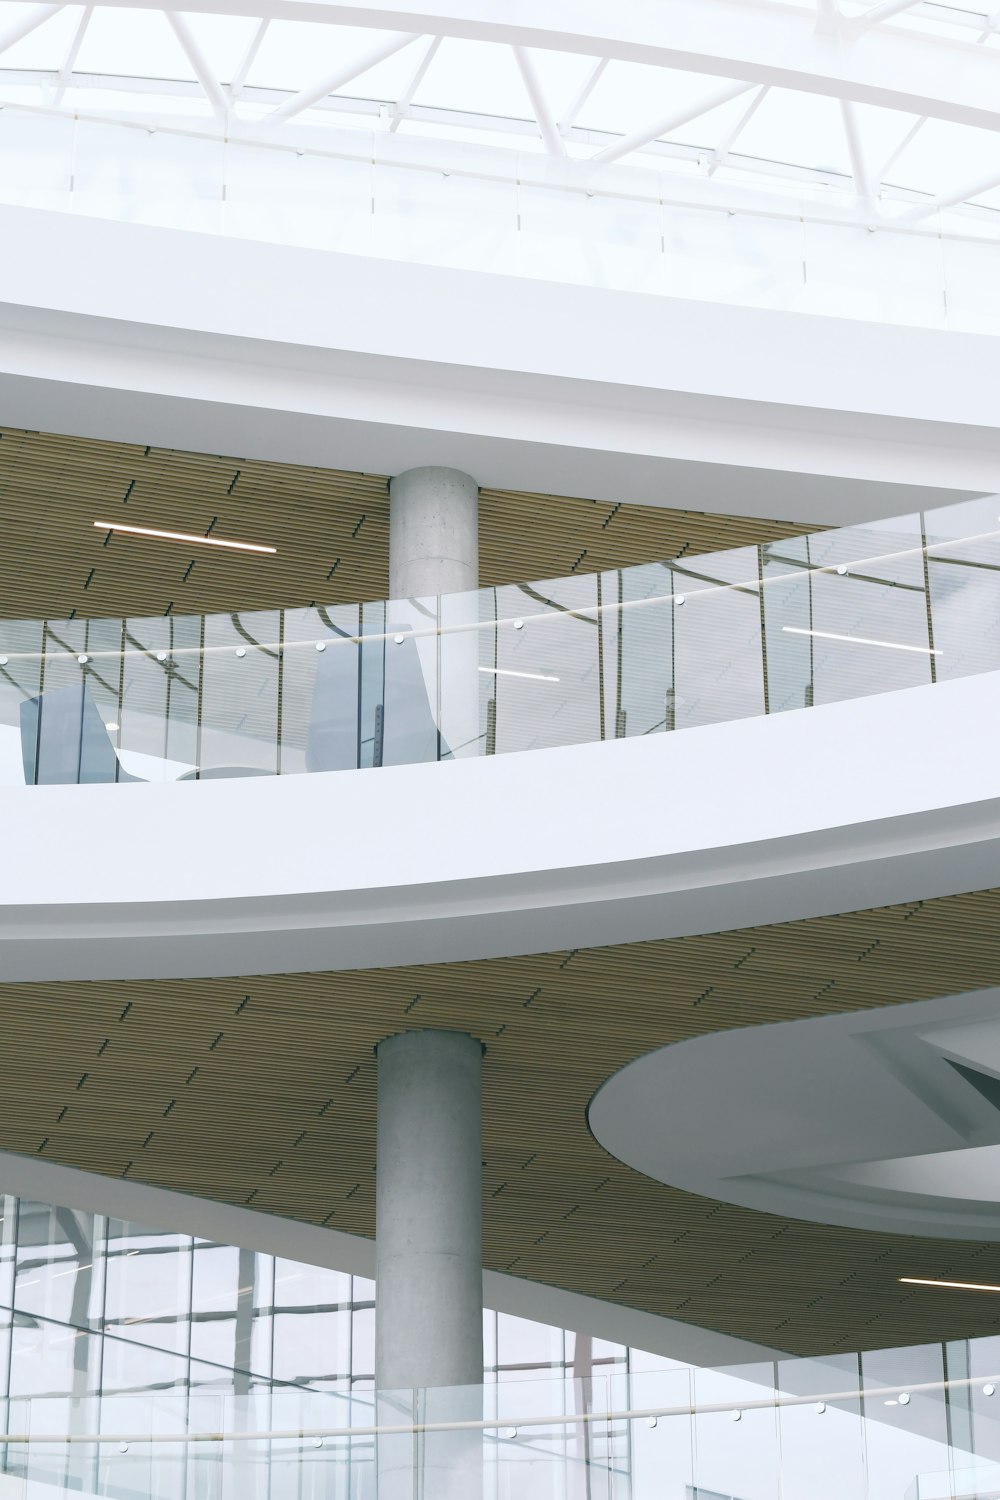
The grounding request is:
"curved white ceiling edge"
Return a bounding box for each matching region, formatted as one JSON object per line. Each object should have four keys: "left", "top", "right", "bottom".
{"left": 3, "top": 671, "right": 1000, "bottom": 983}
{"left": 589, "top": 986, "right": 1000, "bottom": 1241}
{"left": 0, "top": 1149, "right": 780, "bottom": 1365}
{"left": 0, "top": 206, "right": 993, "bottom": 520}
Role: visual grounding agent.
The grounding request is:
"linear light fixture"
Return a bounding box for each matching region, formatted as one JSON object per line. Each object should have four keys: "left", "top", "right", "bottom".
{"left": 94, "top": 521, "right": 276, "bottom": 555}
{"left": 782, "top": 625, "right": 941, "bottom": 656}
{"left": 479, "top": 665, "right": 560, "bottom": 683}
{"left": 900, "top": 1277, "right": 1000, "bottom": 1293}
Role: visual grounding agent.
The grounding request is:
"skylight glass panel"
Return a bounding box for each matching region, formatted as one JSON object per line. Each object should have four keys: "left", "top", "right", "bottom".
{"left": 850, "top": 103, "right": 925, "bottom": 182}
{"left": 0, "top": 5, "right": 84, "bottom": 71}
{"left": 659, "top": 90, "right": 765, "bottom": 155}
{"left": 75, "top": 7, "right": 194, "bottom": 81}
{"left": 395, "top": 115, "right": 540, "bottom": 152}
{"left": 330, "top": 44, "right": 424, "bottom": 104}
{"left": 889, "top": 117, "right": 1000, "bottom": 197}
{"left": 181, "top": 13, "right": 261, "bottom": 85}
{"left": 60, "top": 86, "right": 220, "bottom": 119}
{"left": 522, "top": 48, "right": 601, "bottom": 125}
{"left": 576, "top": 62, "right": 745, "bottom": 140}
{"left": 410, "top": 39, "right": 532, "bottom": 120}
{"left": 734, "top": 89, "right": 852, "bottom": 179}
{"left": 244, "top": 21, "right": 407, "bottom": 94}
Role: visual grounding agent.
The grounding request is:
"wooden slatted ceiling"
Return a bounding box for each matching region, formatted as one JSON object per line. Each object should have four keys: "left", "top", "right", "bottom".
{"left": 0, "top": 428, "right": 819, "bottom": 621}
{"left": 4, "top": 889, "right": 1000, "bottom": 1356}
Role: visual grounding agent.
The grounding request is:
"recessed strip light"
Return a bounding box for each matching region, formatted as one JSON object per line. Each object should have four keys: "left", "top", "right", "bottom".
{"left": 900, "top": 1277, "right": 1000, "bottom": 1293}
{"left": 478, "top": 666, "right": 560, "bottom": 683}
{"left": 782, "top": 625, "right": 941, "bottom": 656}
{"left": 94, "top": 521, "right": 276, "bottom": 555}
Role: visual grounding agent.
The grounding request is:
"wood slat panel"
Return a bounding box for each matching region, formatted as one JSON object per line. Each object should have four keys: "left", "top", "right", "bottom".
{"left": 0, "top": 428, "right": 819, "bottom": 621}
{"left": 3, "top": 890, "right": 1000, "bottom": 1355}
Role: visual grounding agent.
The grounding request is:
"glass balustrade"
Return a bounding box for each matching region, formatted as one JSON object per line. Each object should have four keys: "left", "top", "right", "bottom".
{"left": 0, "top": 1338, "right": 998, "bottom": 1497}
{"left": 0, "top": 104, "right": 998, "bottom": 334}
{"left": 4, "top": 493, "right": 1000, "bottom": 788}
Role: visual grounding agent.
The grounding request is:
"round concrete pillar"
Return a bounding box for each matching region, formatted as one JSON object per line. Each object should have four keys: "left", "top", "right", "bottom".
{"left": 375, "top": 1028, "right": 484, "bottom": 1393}
{"left": 388, "top": 467, "right": 479, "bottom": 600}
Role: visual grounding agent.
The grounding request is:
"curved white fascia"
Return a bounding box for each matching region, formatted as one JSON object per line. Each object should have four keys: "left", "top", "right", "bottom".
{"left": 588, "top": 985, "right": 1000, "bottom": 1240}
{"left": 3, "top": 671, "right": 1000, "bottom": 982}
{"left": 0, "top": 208, "right": 994, "bottom": 518}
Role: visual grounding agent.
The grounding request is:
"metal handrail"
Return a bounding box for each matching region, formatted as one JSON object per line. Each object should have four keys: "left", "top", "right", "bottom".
{"left": 0, "top": 522, "right": 994, "bottom": 662}
{"left": 3, "top": 1370, "right": 997, "bottom": 1445}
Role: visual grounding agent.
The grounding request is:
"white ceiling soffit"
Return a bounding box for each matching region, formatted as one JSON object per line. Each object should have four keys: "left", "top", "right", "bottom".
{"left": 590, "top": 985, "right": 1000, "bottom": 1240}
{"left": 2, "top": 1, "right": 1000, "bottom": 226}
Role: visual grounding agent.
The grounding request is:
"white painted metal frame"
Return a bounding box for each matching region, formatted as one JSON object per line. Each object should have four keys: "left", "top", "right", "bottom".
{"left": 0, "top": 0, "right": 998, "bottom": 227}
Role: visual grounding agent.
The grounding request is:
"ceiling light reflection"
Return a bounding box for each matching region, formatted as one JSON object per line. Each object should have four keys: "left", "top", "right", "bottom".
{"left": 479, "top": 666, "right": 560, "bottom": 683}
{"left": 782, "top": 626, "right": 941, "bottom": 656}
{"left": 900, "top": 1276, "right": 1000, "bottom": 1293}
{"left": 94, "top": 521, "right": 276, "bottom": 555}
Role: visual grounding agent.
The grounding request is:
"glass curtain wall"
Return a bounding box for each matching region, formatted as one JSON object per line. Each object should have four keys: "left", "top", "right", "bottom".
{"left": 0, "top": 1193, "right": 650, "bottom": 1405}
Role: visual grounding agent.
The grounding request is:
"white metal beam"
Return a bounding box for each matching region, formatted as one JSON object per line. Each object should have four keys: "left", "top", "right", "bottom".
{"left": 53, "top": 3, "right": 92, "bottom": 104}
{"left": 707, "top": 84, "right": 768, "bottom": 177}
{"left": 265, "top": 29, "right": 419, "bottom": 124}
{"left": 230, "top": 17, "right": 269, "bottom": 97}
{"left": 875, "top": 113, "right": 926, "bottom": 187}
{"left": 556, "top": 56, "right": 607, "bottom": 134}
{"left": 592, "top": 82, "right": 755, "bottom": 167}
{"left": 900, "top": 165, "right": 1000, "bottom": 223}
{"left": 511, "top": 44, "right": 565, "bottom": 157}
{"left": 839, "top": 98, "right": 874, "bottom": 203}
{"left": 856, "top": 0, "right": 924, "bottom": 26}
{"left": 164, "top": 10, "right": 229, "bottom": 118}
{"left": 388, "top": 32, "right": 439, "bottom": 130}
{"left": 85, "top": 0, "right": 1000, "bottom": 136}
{"left": 0, "top": 4, "right": 62, "bottom": 60}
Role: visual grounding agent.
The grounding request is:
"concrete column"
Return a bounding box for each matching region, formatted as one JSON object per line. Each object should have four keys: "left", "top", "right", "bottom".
{"left": 375, "top": 1029, "right": 484, "bottom": 1393}
{"left": 388, "top": 467, "right": 479, "bottom": 600}
{"left": 388, "top": 465, "right": 481, "bottom": 762}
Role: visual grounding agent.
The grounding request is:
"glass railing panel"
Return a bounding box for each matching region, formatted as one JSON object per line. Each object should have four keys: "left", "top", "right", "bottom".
{"left": 802, "top": 220, "right": 947, "bottom": 328}
{"left": 0, "top": 619, "right": 42, "bottom": 786}
{"left": 485, "top": 1373, "right": 613, "bottom": 1500}
{"left": 439, "top": 586, "right": 487, "bottom": 762}
{"left": 942, "top": 235, "right": 1000, "bottom": 339}
{"left": 73, "top": 118, "right": 225, "bottom": 235}
{"left": 225, "top": 136, "right": 373, "bottom": 257}
{"left": 671, "top": 545, "right": 765, "bottom": 729}
{"left": 27, "top": 619, "right": 125, "bottom": 785}
{"left": 491, "top": 573, "right": 601, "bottom": 754}
{"left": 763, "top": 513, "right": 934, "bottom": 709}
{"left": 860, "top": 1342, "right": 952, "bottom": 1500}
{"left": 198, "top": 609, "right": 280, "bottom": 778}
{"left": 381, "top": 596, "right": 442, "bottom": 769}
{"left": 924, "top": 494, "right": 1000, "bottom": 680}
{"left": 774, "top": 1352, "right": 865, "bottom": 1500}
{"left": 662, "top": 201, "right": 806, "bottom": 311}
{"left": 515, "top": 173, "right": 664, "bottom": 296}
{"left": 690, "top": 1361, "right": 781, "bottom": 1500}
{"left": 958, "top": 1335, "right": 1000, "bottom": 1468}
{"left": 0, "top": 110, "right": 73, "bottom": 210}
{"left": 281, "top": 603, "right": 363, "bottom": 775}
{"left": 119, "top": 613, "right": 201, "bottom": 782}
{"left": 612, "top": 1367, "right": 694, "bottom": 1500}
{"left": 374, "top": 157, "right": 518, "bottom": 280}
{"left": 603, "top": 561, "right": 675, "bottom": 740}
{"left": 759, "top": 530, "right": 816, "bottom": 714}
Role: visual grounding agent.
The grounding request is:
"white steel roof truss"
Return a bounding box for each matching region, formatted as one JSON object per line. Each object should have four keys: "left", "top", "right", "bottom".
{"left": 0, "top": 2, "right": 996, "bottom": 234}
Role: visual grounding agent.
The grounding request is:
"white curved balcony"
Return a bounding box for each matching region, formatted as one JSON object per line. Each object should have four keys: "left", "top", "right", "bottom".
{"left": 4, "top": 495, "right": 1000, "bottom": 981}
